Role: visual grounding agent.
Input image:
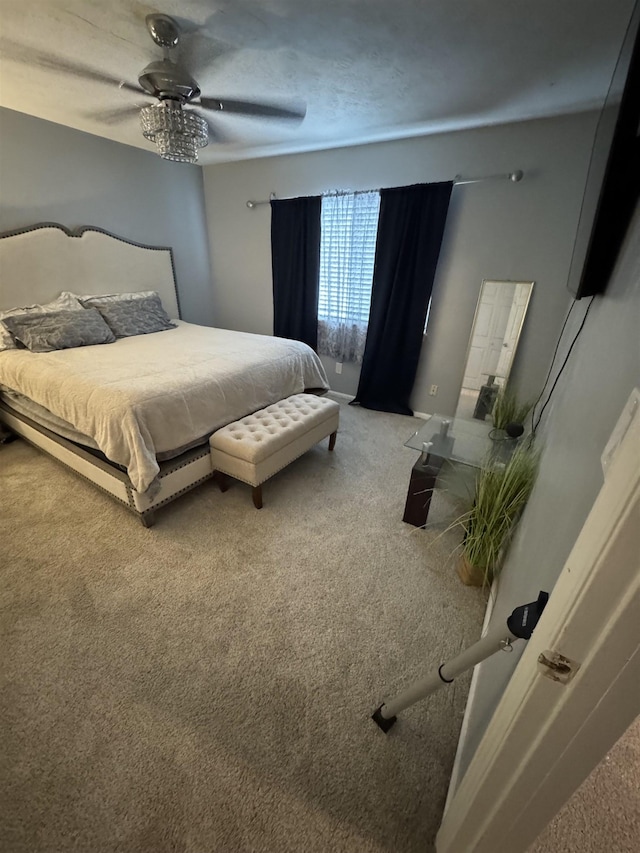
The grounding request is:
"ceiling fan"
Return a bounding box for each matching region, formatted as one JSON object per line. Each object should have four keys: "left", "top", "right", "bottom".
{"left": 132, "top": 13, "right": 306, "bottom": 162}
{"left": 3, "top": 12, "right": 306, "bottom": 164}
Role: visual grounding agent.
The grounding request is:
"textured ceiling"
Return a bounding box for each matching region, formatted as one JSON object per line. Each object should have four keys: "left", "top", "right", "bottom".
{"left": 0, "top": 0, "right": 636, "bottom": 165}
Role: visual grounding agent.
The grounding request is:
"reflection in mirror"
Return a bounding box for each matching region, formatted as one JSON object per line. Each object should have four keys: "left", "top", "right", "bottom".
{"left": 455, "top": 280, "right": 534, "bottom": 421}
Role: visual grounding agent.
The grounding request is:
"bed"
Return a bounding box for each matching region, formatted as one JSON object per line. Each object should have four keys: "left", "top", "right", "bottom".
{"left": 0, "top": 223, "right": 329, "bottom": 525}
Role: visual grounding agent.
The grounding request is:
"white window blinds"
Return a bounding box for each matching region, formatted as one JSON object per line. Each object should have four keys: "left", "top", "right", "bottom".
{"left": 317, "top": 190, "right": 381, "bottom": 363}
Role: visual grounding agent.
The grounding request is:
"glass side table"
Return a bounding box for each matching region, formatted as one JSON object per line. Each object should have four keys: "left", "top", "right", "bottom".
{"left": 402, "top": 414, "right": 520, "bottom": 527}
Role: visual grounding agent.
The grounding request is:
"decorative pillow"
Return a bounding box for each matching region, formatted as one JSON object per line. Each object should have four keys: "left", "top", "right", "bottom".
{"left": 0, "top": 292, "right": 84, "bottom": 352}
{"left": 3, "top": 308, "right": 116, "bottom": 353}
{"left": 91, "top": 293, "right": 177, "bottom": 338}
{"left": 78, "top": 290, "right": 159, "bottom": 307}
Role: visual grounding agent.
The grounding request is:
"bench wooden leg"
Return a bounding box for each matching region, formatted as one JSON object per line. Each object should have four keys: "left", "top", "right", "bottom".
{"left": 252, "top": 485, "right": 263, "bottom": 509}
{"left": 215, "top": 471, "right": 230, "bottom": 493}
{"left": 328, "top": 430, "right": 337, "bottom": 451}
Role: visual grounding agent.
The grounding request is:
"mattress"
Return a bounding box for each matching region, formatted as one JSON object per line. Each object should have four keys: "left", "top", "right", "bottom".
{"left": 0, "top": 321, "right": 329, "bottom": 492}
{"left": 0, "top": 389, "right": 207, "bottom": 462}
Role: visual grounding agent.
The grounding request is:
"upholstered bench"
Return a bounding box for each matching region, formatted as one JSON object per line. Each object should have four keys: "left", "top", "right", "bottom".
{"left": 209, "top": 394, "right": 340, "bottom": 508}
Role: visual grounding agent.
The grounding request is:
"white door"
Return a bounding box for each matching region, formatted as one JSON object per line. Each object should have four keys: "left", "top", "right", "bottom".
{"left": 464, "top": 283, "right": 515, "bottom": 390}
{"left": 495, "top": 284, "right": 530, "bottom": 379}
{"left": 436, "top": 391, "right": 640, "bottom": 853}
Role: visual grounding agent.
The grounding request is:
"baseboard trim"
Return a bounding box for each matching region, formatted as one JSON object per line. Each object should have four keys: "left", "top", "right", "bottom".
{"left": 442, "top": 578, "right": 498, "bottom": 815}
{"left": 327, "top": 396, "right": 433, "bottom": 420}
{"left": 328, "top": 390, "right": 355, "bottom": 403}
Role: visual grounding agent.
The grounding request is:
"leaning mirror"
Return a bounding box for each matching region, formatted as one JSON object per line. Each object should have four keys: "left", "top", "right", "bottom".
{"left": 455, "top": 279, "right": 534, "bottom": 421}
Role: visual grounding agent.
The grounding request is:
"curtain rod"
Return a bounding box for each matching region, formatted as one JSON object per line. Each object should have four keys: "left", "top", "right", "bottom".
{"left": 245, "top": 170, "right": 523, "bottom": 208}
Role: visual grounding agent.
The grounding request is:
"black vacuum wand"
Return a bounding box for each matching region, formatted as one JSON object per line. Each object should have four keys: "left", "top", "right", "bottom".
{"left": 372, "top": 591, "right": 549, "bottom": 732}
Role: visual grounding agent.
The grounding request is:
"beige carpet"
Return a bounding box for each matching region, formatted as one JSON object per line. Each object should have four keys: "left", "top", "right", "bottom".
{"left": 0, "top": 397, "right": 487, "bottom": 853}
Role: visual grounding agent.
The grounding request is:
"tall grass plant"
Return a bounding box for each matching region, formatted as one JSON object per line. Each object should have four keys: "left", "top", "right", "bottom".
{"left": 456, "top": 444, "right": 540, "bottom": 587}
{"left": 491, "top": 387, "right": 532, "bottom": 430}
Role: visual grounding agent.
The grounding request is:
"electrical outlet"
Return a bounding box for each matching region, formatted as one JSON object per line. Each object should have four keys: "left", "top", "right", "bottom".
{"left": 430, "top": 384, "right": 438, "bottom": 396}
{"left": 335, "top": 362, "right": 343, "bottom": 375}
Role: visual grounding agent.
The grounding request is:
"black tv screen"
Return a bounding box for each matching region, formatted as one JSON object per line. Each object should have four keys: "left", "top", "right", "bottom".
{"left": 567, "top": 6, "right": 640, "bottom": 299}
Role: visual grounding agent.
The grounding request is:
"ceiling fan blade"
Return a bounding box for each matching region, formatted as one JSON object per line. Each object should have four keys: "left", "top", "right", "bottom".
{"left": 118, "top": 80, "right": 144, "bottom": 95}
{"left": 202, "top": 116, "right": 235, "bottom": 145}
{"left": 199, "top": 97, "right": 306, "bottom": 121}
{"left": 0, "top": 39, "right": 143, "bottom": 94}
{"left": 86, "top": 105, "right": 149, "bottom": 124}
{"left": 181, "top": 32, "right": 237, "bottom": 73}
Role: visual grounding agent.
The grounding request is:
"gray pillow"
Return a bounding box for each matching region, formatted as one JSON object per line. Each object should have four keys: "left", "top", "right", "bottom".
{"left": 0, "top": 291, "right": 84, "bottom": 352}
{"left": 3, "top": 308, "right": 116, "bottom": 353}
{"left": 91, "top": 293, "right": 177, "bottom": 338}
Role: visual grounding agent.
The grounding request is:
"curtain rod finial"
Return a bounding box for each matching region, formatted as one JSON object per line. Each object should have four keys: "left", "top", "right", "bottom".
{"left": 510, "top": 170, "right": 524, "bottom": 182}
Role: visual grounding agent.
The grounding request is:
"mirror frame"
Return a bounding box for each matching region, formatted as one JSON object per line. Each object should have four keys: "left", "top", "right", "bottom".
{"left": 456, "top": 279, "right": 534, "bottom": 420}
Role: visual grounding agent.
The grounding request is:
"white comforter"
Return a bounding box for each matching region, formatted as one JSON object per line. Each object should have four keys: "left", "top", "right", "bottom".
{"left": 0, "top": 321, "right": 329, "bottom": 492}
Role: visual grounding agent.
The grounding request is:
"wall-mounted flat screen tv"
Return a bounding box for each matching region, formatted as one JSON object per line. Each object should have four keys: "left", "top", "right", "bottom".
{"left": 567, "top": 6, "right": 639, "bottom": 299}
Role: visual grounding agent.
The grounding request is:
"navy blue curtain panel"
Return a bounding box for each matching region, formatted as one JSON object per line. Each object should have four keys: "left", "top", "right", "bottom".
{"left": 353, "top": 181, "right": 453, "bottom": 415}
{"left": 271, "top": 195, "right": 321, "bottom": 350}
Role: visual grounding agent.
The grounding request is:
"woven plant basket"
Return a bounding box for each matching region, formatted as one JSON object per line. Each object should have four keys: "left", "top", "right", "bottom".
{"left": 457, "top": 553, "right": 489, "bottom": 587}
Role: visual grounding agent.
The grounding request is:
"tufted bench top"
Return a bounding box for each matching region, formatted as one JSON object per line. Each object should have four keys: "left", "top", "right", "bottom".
{"left": 209, "top": 394, "right": 340, "bottom": 464}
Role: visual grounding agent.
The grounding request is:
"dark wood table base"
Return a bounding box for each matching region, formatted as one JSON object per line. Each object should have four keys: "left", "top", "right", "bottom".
{"left": 402, "top": 454, "right": 445, "bottom": 527}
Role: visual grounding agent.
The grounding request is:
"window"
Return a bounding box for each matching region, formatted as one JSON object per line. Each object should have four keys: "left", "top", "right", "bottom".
{"left": 317, "top": 190, "right": 381, "bottom": 363}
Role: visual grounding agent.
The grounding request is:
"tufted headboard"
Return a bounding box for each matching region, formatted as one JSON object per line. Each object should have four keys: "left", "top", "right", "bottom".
{"left": 0, "top": 223, "right": 181, "bottom": 318}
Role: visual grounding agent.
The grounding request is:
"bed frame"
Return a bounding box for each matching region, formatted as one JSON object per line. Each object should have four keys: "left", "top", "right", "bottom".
{"left": 0, "top": 222, "right": 214, "bottom": 526}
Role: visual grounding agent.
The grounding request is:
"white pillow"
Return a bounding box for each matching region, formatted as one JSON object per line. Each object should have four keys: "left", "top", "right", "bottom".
{"left": 78, "top": 290, "right": 159, "bottom": 306}
{"left": 0, "top": 292, "right": 84, "bottom": 352}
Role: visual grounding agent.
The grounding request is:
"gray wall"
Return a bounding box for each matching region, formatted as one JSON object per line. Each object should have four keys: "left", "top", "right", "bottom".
{"left": 0, "top": 108, "right": 214, "bottom": 324}
{"left": 202, "top": 111, "right": 597, "bottom": 413}
{"left": 457, "top": 204, "right": 640, "bottom": 781}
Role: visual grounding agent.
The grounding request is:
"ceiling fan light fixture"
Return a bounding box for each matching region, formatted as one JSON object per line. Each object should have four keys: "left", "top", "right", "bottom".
{"left": 140, "top": 103, "right": 208, "bottom": 164}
